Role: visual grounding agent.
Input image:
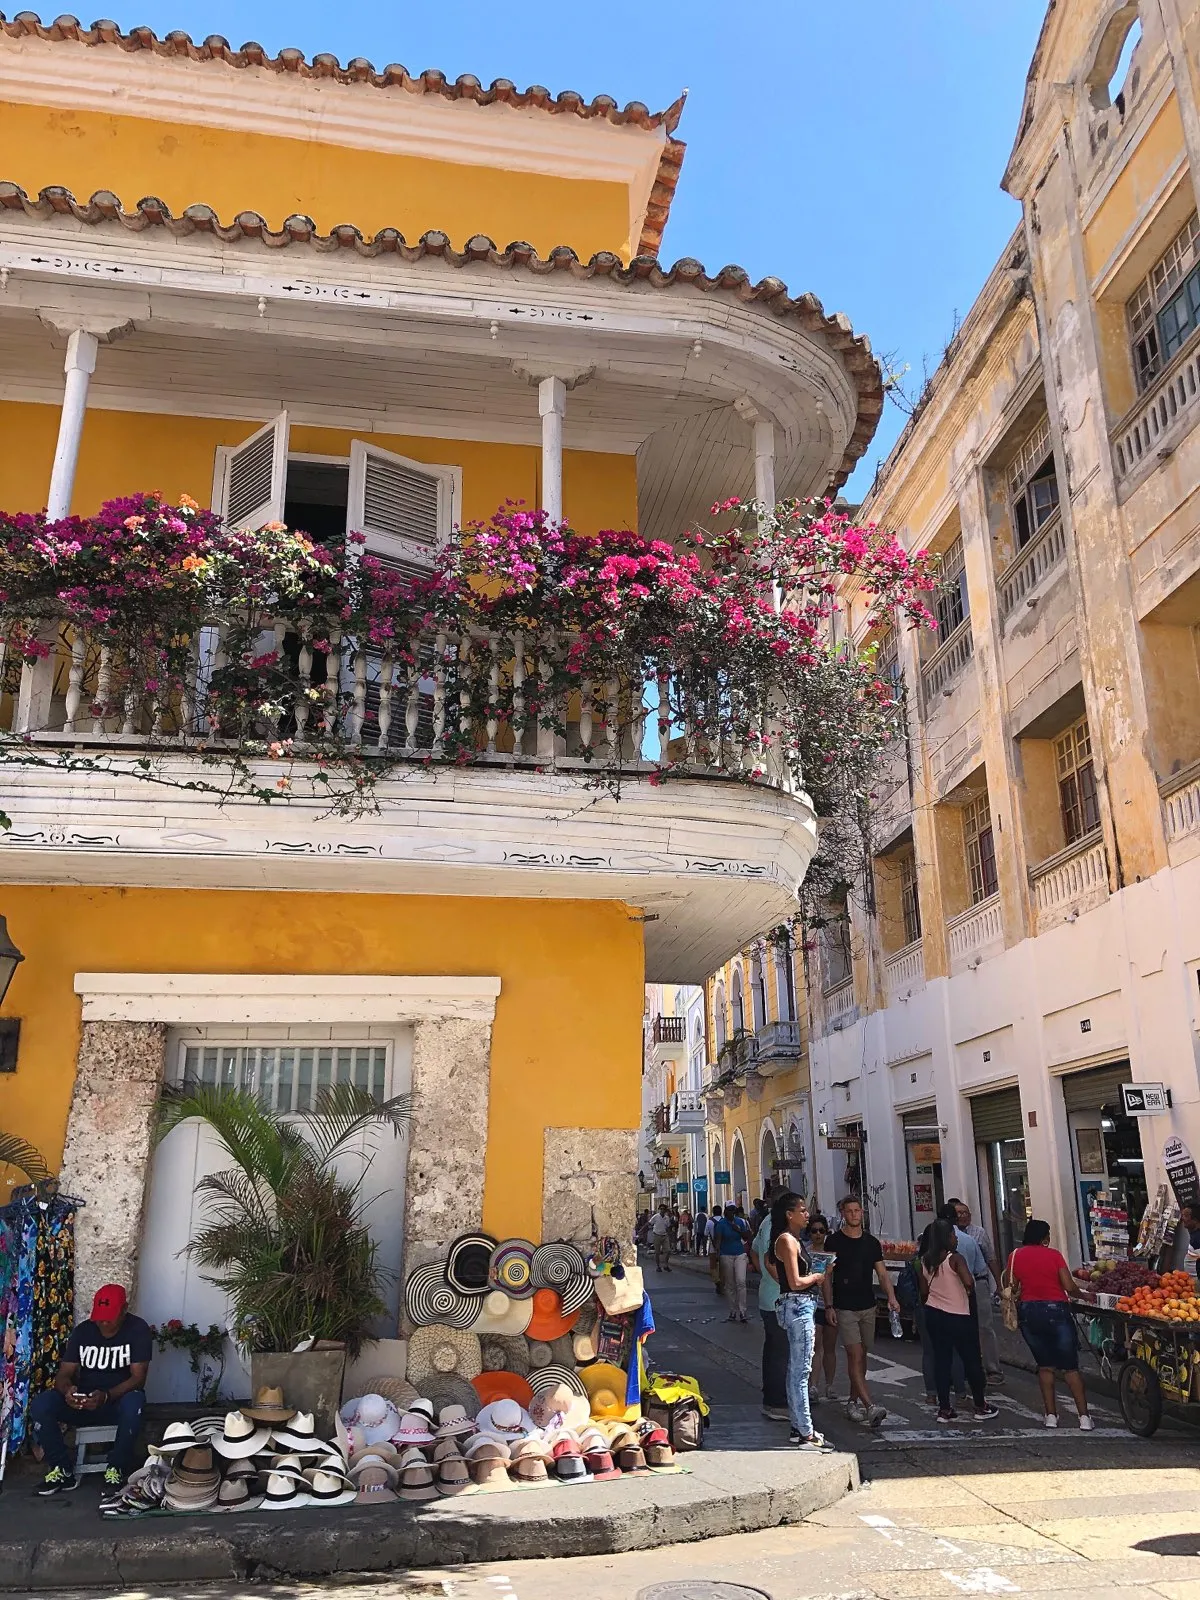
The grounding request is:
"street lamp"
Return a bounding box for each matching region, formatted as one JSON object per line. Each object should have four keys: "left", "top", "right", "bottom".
{"left": 0, "top": 917, "right": 24, "bottom": 1009}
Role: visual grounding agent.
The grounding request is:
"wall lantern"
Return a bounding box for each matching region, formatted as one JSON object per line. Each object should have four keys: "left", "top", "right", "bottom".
{"left": 0, "top": 917, "right": 23, "bottom": 1009}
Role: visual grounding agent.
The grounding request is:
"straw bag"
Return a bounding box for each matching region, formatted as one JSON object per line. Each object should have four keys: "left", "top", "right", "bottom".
{"left": 594, "top": 1265, "right": 645, "bottom": 1317}
{"left": 999, "top": 1250, "right": 1022, "bottom": 1333}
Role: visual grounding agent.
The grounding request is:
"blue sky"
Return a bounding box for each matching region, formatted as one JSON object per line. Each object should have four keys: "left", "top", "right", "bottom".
{"left": 111, "top": 0, "right": 1047, "bottom": 495}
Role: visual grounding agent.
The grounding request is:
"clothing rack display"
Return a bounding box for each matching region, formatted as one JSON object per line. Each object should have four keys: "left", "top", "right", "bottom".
{"left": 0, "top": 1182, "right": 83, "bottom": 1488}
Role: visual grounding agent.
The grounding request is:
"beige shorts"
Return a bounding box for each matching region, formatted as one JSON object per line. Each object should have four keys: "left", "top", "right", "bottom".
{"left": 836, "top": 1306, "right": 878, "bottom": 1350}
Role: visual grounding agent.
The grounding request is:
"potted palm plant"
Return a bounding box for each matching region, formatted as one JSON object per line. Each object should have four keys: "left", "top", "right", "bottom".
{"left": 156, "top": 1082, "right": 411, "bottom": 1433}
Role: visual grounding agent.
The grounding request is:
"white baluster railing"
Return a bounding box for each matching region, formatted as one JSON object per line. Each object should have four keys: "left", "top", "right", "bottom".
{"left": 1162, "top": 762, "right": 1200, "bottom": 844}
{"left": 1113, "top": 335, "right": 1200, "bottom": 480}
{"left": 946, "top": 894, "right": 1003, "bottom": 967}
{"left": 998, "top": 512, "right": 1067, "bottom": 618}
{"left": 884, "top": 939, "right": 925, "bottom": 1001}
{"left": 1030, "top": 830, "right": 1109, "bottom": 930}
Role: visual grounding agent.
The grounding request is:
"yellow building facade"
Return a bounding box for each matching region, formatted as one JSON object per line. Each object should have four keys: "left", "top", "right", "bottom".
{"left": 0, "top": 17, "right": 877, "bottom": 1381}
{"left": 805, "top": 0, "right": 1200, "bottom": 1265}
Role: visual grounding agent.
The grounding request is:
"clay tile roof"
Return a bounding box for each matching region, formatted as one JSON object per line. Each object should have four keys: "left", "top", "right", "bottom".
{"left": 0, "top": 13, "right": 687, "bottom": 255}
{"left": 0, "top": 182, "right": 883, "bottom": 490}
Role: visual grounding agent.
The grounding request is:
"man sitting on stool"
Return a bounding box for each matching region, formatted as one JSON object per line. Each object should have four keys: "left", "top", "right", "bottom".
{"left": 30, "top": 1283, "right": 152, "bottom": 1496}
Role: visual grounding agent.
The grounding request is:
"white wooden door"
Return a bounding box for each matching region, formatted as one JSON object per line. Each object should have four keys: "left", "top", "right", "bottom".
{"left": 136, "top": 1027, "right": 412, "bottom": 1404}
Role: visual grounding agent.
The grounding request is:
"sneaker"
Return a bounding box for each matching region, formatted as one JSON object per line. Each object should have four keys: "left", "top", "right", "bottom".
{"left": 936, "top": 1408, "right": 958, "bottom": 1424}
{"left": 797, "top": 1432, "right": 827, "bottom": 1450}
{"left": 972, "top": 1403, "right": 1000, "bottom": 1420}
{"left": 788, "top": 1428, "right": 802, "bottom": 1444}
{"left": 738, "top": 1314, "right": 749, "bottom": 1324}
{"left": 867, "top": 1403, "right": 887, "bottom": 1427}
{"left": 808, "top": 1387, "right": 820, "bottom": 1406}
{"left": 1078, "top": 1414, "right": 1095, "bottom": 1431}
{"left": 762, "top": 1405, "right": 790, "bottom": 1422}
{"left": 1043, "top": 1413, "right": 1059, "bottom": 1429}
{"left": 986, "top": 1372, "right": 1006, "bottom": 1387}
{"left": 824, "top": 1384, "right": 838, "bottom": 1402}
{"left": 35, "top": 1467, "right": 78, "bottom": 1497}
{"left": 98, "top": 1468, "right": 127, "bottom": 1509}
{"left": 726, "top": 1313, "right": 738, "bottom": 1322}
{"left": 846, "top": 1399, "right": 868, "bottom": 1424}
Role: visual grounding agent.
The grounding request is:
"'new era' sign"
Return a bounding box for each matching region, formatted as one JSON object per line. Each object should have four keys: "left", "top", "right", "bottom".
{"left": 1121, "top": 1082, "right": 1171, "bottom": 1116}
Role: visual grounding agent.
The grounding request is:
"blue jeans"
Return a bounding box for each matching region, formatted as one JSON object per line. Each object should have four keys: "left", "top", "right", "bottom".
{"left": 1019, "top": 1300, "right": 1079, "bottom": 1372}
{"left": 776, "top": 1294, "right": 817, "bottom": 1437}
{"left": 29, "top": 1387, "right": 145, "bottom": 1474}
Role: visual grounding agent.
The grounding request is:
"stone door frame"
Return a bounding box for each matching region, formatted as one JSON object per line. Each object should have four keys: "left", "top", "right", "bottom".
{"left": 60, "top": 972, "right": 501, "bottom": 1316}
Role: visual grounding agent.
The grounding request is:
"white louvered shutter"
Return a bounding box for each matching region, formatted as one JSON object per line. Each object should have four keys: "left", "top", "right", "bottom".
{"left": 347, "top": 440, "right": 456, "bottom": 574}
{"left": 215, "top": 413, "right": 289, "bottom": 530}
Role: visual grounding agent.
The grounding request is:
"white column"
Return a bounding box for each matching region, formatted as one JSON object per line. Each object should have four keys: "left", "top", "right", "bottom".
{"left": 538, "top": 375, "right": 566, "bottom": 524}
{"left": 753, "top": 419, "right": 776, "bottom": 510}
{"left": 46, "top": 329, "right": 99, "bottom": 521}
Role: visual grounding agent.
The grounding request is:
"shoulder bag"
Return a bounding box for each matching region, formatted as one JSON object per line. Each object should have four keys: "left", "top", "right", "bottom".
{"left": 999, "top": 1248, "right": 1022, "bottom": 1332}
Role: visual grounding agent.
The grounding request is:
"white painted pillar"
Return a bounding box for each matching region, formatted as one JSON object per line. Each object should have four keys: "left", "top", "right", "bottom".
{"left": 46, "top": 329, "right": 99, "bottom": 521}
{"left": 538, "top": 375, "right": 566, "bottom": 525}
{"left": 753, "top": 419, "right": 776, "bottom": 510}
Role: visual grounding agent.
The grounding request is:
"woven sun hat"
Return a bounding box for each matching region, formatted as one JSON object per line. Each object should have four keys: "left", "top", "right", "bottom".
{"left": 407, "top": 1324, "right": 483, "bottom": 1387}
{"left": 528, "top": 1363, "right": 588, "bottom": 1403}
{"left": 270, "top": 1411, "right": 326, "bottom": 1453}
{"left": 349, "top": 1450, "right": 400, "bottom": 1488}
{"left": 405, "top": 1262, "right": 482, "bottom": 1329}
{"left": 573, "top": 1326, "right": 599, "bottom": 1364}
{"left": 463, "top": 1431, "right": 511, "bottom": 1461}
{"left": 241, "top": 1385, "right": 296, "bottom": 1425}
{"left": 340, "top": 1393, "right": 403, "bottom": 1446}
{"left": 526, "top": 1340, "right": 553, "bottom": 1370}
{"left": 472, "top": 1370, "right": 534, "bottom": 1410}
{"left": 261, "top": 1464, "right": 312, "bottom": 1510}
{"left": 489, "top": 1238, "right": 536, "bottom": 1298}
{"left": 425, "top": 1372, "right": 482, "bottom": 1420}
{"left": 148, "top": 1421, "right": 200, "bottom": 1457}
{"left": 213, "top": 1474, "right": 265, "bottom": 1513}
{"left": 531, "top": 1241, "right": 590, "bottom": 1308}
{"left": 548, "top": 1334, "right": 577, "bottom": 1368}
{"left": 211, "top": 1410, "right": 272, "bottom": 1460}
{"left": 445, "top": 1232, "right": 498, "bottom": 1295}
{"left": 474, "top": 1288, "right": 534, "bottom": 1338}
{"left": 304, "top": 1464, "right": 358, "bottom": 1506}
{"left": 529, "top": 1378, "right": 591, "bottom": 1431}
{"left": 435, "top": 1403, "right": 478, "bottom": 1440}
{"left": 409, "top": 1397, "right": 436, "bottom": 1425}
{"left": 580, "top": 1360, "right": 638, "bottom": 1421}
{"left": 474, "top": 1397, "right": 537, "bottom": 1439}
{"left": 393, "top": 1410, "right": 436, "bottom": 1448}
{"left": 479, "top": 1333, "right": 530, "bottom": 1376}
{"left": 352, "top": 1376, "right": 419, "bottom": 1414}
{"left": 525, "top": 1287, "right": 580, "bottom": 1342}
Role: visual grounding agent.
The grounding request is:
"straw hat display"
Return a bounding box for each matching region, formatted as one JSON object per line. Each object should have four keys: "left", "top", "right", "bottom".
{"left": 404, "top": 1262, "right": 482, "bottom": 1329}
{"left": 529, "top": 1378, "right": 591, "bottom": 1431}
{"left": 548, "top": 1334, "right": 577, "bottom": 1368}
{"left": 424, "top": 1372, "right": 482, "bottom": 1420}
{"left": 531, "top": 1241, "right": 593, "bottom": 1314}
{"left": 526, "top": 1340, "right": 553, "bottom": 1370}
{"left": 479, "top": 1333, "right": 530, "bottom": 1376}
{"left": 351, "top": 1376, "right": 420, "bottom": 1414}
{"left": 475, "top": 1396, "right": 537, "bottom": 1438}
{"left": 579, "top": 1360, "right": 639, "bottom": 1422}
{"left": 473, "top": 1288, "right": 534, "bottom": 1338}
{"left": 407, "top": 1324, "right": 483, "bottom": 1387}
{"left": 241, "top": 1385, "right": 296, "bottom": 1424}
{"left": 489, "top": 1238, "right": 536, "bottom": 1297}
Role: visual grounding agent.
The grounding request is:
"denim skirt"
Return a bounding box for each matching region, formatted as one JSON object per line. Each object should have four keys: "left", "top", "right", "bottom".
{"left": 1018, "top": 1299, "right": 1079, "bottom": 1371}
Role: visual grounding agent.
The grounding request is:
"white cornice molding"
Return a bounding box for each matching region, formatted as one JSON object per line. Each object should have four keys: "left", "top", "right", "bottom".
{"left": 0, "top": 37, "right": 666, "bottom": 250}
{"left": 73, "top": 971, "right": 502, "bottom": 1024}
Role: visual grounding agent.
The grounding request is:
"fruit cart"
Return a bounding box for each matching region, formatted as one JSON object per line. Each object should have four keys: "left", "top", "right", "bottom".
{"left": 1068, "top": 1270, "right": 1200, "bottom": 1437}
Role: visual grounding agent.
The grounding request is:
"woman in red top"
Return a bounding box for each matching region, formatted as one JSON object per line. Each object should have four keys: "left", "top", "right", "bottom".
{"left": 1007, "top": 1219, "right": 1092, "bottom": 1430}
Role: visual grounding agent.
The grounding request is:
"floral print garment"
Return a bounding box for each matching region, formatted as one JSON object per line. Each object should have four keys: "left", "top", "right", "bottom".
{"left": 29, "top": 1204, "right": 76, "bottom": 1401}
{"left": 5, "top": 1208, "right": 37, "bottom": 1450}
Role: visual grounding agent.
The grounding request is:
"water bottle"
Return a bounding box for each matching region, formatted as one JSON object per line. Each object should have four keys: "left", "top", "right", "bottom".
{"left": 889, "top": 1306, "right": 903, "bottom": 1339}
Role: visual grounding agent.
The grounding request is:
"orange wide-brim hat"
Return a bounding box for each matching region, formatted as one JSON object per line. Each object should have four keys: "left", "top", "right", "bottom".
{"left": 471, "top": 1370, "right": 534, "bottom": 1409}
{"left": 524, "top": 1288, "right": 580, "bottom": 1343}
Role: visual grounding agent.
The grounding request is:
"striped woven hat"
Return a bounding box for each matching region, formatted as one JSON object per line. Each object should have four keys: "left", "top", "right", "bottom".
{"left": 479, "top": 1334, "right": 530, "bottom": 1377}
{"left": 489, "top": 1239, "right": 536, "bottom": 1298}
{"left": 526, "top": 1362, "right": 588, "bottom": 1401}
{"left": 531, "top": 1242, "right": 587, "bottom": 1292}
{"left": 445, "top": 1232, "right": 497, "bottom": 1295}
{"left": 404, "top": 1262, "right": 481, "bottom": 1330}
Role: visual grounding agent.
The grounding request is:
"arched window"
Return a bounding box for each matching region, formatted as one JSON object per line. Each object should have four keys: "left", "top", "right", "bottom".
{"left": 732, "top": 1135, "right": 749, "bottom": 1210}
{"left": 711, "top": 1138, "right": 724, "bottom": 1204}
{"left": 787, "top": 1121, "right": 807, "bottom": 1200}
{"left": 731, "top": 968, "right": 745, "bottom": 1035}
{"left": 760, "top": 1123, "right": 779, "bottom": 1198}
{"left": 773, "top": 942, "right": 794, "bottom": 1023}
{"left": 1087, "top": 7, "right": 1142, "bottom": 112}
{"left": 750, "top": 952, "right": 767, "bottom": 1032}
{"left": 691, "top": 1017, "right": 705, "bottom": 1088}
{"left": 713, "top": 981, "right": 727, "bottom": 1050}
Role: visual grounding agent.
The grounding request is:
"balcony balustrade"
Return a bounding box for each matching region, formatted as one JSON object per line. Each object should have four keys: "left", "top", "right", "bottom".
{"left": 1162, "top": 761, "right": 1200, "bottom": 847}
{"left": 884, "top": 939, "right": 925, "bottom": 1002}
{"left": 668, "top": 1089, "right": 705, "bottom": 1133}
{"left": 754, "top": 1018, "right": 803, "bottom": 1066}
{"left": 1029, "top": 829, "right": 1109, "bottom": 932}
{"left": 823, "top": 979, "right": 856, "bottom": 1028}
{"left": 1113, "top": 335, "right": 1200, "bottom": 482}
{"left": 997, "top": 512, "right": 1067, "bottom": 618}
{"left": 946, "top": 893, "right": 1003, "bottom": 970}
{"left": 653, "top": 1015, "right": 687, "bottom": 1045}
{"left": 920, "top": 620, "right": 974, "bottom": 702}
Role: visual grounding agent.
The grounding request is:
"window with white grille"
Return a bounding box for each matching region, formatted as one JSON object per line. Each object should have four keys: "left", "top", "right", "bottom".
{"left": 963, "top": 790, "right": 998, "bottom": 905}
{"left": 1128, "top": 212, "right": 1200, "bottom": 391}
{"left": 1009, "top": 416, "right": 1060, "bottom": 549}
{"left": 178, "top": 1041, "right": 390, "bottom": 1114}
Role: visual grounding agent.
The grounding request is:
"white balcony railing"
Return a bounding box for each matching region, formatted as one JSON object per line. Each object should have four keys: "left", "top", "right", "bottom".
{"left": 1162, "top": 761, "right": 1200, "bottom": 844}
{"left": 946, "top": 893, "right": 1003, "bottom": 968}
{"left": 921, "top": 620, "right": 974, "bottom": 701}
{"left": 1030, "top": 830, "right": 1109, "bottom": 930}
{"left": 755, "top": 1019, "right": 802, "bottom": 1061}
{"left": 823, "top": 979, "right": 856, "bottom": 1027}
{"left": 997, "top": 512, "right": 1067, "bottom": 618}
{"left": 668, "top": 1089, "right": 705, "bottom": 1133}
{"left": 884, "top": 939, "right": 925, "bottom": 1001}
{"left": 1113, "top": 334, "right": 1200, "bottom": 481}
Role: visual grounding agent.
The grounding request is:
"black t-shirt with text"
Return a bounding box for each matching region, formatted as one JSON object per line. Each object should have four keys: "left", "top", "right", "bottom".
{"left": 63, "top": 1315, "right": 153, "bottom": 1393}
{"left": 828, "top": 1229, "right": 884, "bottom": 1311}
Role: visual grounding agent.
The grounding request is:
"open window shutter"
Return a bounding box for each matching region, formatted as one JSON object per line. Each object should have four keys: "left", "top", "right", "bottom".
{"left": 348, "top": 440, "right": 452, "bottom": 575}
{"left": 216, "top": 413, "right": 289, "bottom": 530}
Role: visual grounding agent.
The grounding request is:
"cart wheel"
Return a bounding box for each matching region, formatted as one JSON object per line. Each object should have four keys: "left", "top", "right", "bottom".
{"left": 1118, "top": 1357, "right": 1162, "bottom": 1437}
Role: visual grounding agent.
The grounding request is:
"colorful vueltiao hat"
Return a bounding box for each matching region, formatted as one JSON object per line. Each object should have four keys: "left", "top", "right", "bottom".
{"left": 405, "top": 1262, "right": 482, "bottom": 1329}
{"left": 489, "top": 1238, "right": 536, "bottom": 1298}
{"left": 445, "top": 1232, "right": 497, "bottom": 1295}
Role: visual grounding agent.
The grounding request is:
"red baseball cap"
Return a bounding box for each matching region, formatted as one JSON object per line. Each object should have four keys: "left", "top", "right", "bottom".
{"left": 91, "top": 1284, "right": 128, "bottom": 1320}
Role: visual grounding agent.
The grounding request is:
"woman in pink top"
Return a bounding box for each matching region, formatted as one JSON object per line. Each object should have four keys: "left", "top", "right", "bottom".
{"left": 918, "top": 1219, "right": 1000, "bottom": 1424}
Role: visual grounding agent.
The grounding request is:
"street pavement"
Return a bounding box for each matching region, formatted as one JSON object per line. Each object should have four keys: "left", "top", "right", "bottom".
{"left": 33, "top": 1251, "right": 1200, "bottom": 1600}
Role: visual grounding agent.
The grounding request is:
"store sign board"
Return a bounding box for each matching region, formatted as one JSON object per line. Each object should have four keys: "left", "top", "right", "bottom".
{"left": 713, "top": 1170, "right": 731, "bottom": 1185}
{"left": 826, "top": 1135, "right": 861, "bottom": 1152}
{"left": 1164, "top": 1136, "right": 1200, "bottom": 1209}
{"left": 693, "top": 1177, "right": 708, "bottom": 1194}
{"left": 675, "top": 1182, "right": 689, "bottom": 1194}
{"left": 1122, "top": 1082, "right": 1171, "bottom": 1115}
{"left": 910, "top": 1142, "right": 941, "bottom": 1164}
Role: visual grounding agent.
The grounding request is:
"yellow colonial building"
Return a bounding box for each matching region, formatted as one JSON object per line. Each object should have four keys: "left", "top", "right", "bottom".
{"left": 0, "top": 16, "right": 878, "bottom": 1387}
{"left": 804, "top": 0, "right": 1200, "bottom": 1265}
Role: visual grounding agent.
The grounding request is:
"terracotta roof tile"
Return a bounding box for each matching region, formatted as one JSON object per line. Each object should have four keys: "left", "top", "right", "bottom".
{"left": 0, "top": 182, "right": 883, "bottom": 490}
{"left": 0, "top": 13, "right": 687, "bottom": 253}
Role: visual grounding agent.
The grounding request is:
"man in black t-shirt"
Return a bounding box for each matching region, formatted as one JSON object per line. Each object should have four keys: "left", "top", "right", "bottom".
{"left": 29, "top": 1283, "right": 153, "bottom": 1496}
{"left": 823, "top": 1198, "right": 901, "bottom": 1427}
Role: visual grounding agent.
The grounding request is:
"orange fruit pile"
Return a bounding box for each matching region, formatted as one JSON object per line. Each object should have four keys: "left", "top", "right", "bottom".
{"left": 1116, "top": 1270, "right": 1200, "bottom": 1322}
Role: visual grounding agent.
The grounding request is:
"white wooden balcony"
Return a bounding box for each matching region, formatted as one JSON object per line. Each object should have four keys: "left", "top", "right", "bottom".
{"left": 1162, "top": 760, "right": 1200, "bottom": 855}
{"left": 946, "top": 893, "right": 1003, "bottom": 972}
{"left": 997, "top": 512, "right": 1067, "bottom": 619}
{"left": 884, "top": 938, "right": 925, "bottom": 1002}
{"left": 920, "top": 620, "right": 974, "bottom": 701}
{"left": 1029, "top": 830, "right": 1109, "bottom": 933}
{"left": 668, "top": 1089, "right": 705, "bottom": 1134}
{"left": 1113, "top": 334, "right": 1200, "bottom": 486}
{"left": 754, "top": 1018, "right": 803, "bottom": 1072}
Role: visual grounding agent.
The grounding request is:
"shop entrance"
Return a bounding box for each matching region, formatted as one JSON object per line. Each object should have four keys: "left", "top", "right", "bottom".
{"left": 971, "top": 1086, "right": 1031, "bottom": 1262}
{"left": 901, "top": 1107, "right": 943, "bottom": 1240}
{"left": 1060, "top": 1058, "right": 1146, "bottom": 1260}
{"left": 836, "top": 1119, "right": 869, "bottom": 1218}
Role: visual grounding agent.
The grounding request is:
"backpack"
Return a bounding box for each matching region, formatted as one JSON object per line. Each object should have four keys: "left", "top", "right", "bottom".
{"left": 895, "top": 1258, "right": 921, "bottom": 1316}
{"left": 644, "top": 1372, "right": 710, "bottom": 1452}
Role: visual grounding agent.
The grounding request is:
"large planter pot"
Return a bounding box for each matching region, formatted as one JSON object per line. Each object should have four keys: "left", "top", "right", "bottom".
{"left": 250, "top": 1350, "right": 346, "bottom": 1439}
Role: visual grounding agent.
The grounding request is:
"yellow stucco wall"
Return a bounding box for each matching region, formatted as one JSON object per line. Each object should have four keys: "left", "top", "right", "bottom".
{"left": 1083, "top": 94, "right": 1187, "bottom": 283}
{"left": 0, "top": 886, "right": 644, "bottom": 1240}
{"left": 0, "top": 403, "right": 639, "bottom": 532}
{"left": 0, "top": 100, "right": 634, "bottom": 259}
